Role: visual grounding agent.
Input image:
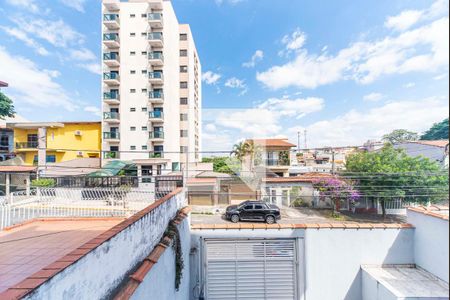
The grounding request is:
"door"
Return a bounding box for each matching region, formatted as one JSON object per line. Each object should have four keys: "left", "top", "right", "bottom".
{"left": 205, "top": 239, "right": 297, "bottom": 300}
{"left": 239, "top": 204, "right": 255, "bottom": 220}
{"left": 253, "top": 203, "right": 267, "bottom": 221}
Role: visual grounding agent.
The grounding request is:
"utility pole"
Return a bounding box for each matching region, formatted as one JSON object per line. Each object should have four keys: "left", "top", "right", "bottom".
{"left": 331, "top": 150, "right": 336, "bottom": 175}
{"left": 297, "top": 131, "right": 301, "bottom": 150}
{"left": 304, "top": 130, "right": 307, "bottom": 149}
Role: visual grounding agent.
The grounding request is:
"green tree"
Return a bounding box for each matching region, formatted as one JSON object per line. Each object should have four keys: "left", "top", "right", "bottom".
{"left": 345, "top": 145, "right": 448, "bottom": 218}
{"left": 421, "top": 118, "right": 449, "bottom": 140}
{"left": 0, "top": 91, "right": 15, "bottom": 119}
{"left": 202, "top": 157, "right": 239, "bottom": 174}
{"left": 382, "top": 129, "right": 419, "bottom": 144}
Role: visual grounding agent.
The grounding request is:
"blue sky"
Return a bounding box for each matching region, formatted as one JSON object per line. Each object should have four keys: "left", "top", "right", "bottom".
{"left": 0, "top": 0, "right": 448, "bottom": 151}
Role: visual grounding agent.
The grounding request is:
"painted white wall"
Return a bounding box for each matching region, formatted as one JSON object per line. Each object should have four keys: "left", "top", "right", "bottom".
{"left": 24, "top": 192, "right": 185, "bottom": 300}
{"left": 131, "top": 217, "right": 191, "bottom": 300}
{"left": 190, "top": 228, "right": 414, "bottom": 300}
{"left": 407, "top": 209, "right": 449, "bottom": 282}
{"left": 362, "top": 269, "right": 397, "bottom": 300}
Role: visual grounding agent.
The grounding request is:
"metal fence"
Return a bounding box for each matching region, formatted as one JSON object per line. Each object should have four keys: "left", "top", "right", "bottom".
{"left": 0, "top": 187, "right": 156, "bottom": 230}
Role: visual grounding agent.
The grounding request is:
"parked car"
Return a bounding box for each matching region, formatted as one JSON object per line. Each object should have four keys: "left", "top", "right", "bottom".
{"left": 225, "top": 201, "right": 281, "bottom": 224}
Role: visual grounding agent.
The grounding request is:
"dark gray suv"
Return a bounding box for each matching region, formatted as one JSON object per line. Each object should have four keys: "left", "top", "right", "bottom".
{"left": 225, "top": 201, "right": 281, "bottom": 224}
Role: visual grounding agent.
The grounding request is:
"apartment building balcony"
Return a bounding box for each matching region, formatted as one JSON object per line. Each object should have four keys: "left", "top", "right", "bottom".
{"left": 265, "top": 159, "right": 290, "bottom": 168}
{"left": 149, "top": 111, "right": 164, "bottom": 122}
{"left": 15, "top": 142, "right": 38, "bottom": 151}
{"left": 103, "top": 33, "right": 120, "bottom": 48}
{"left": 149, "top": 131, "right": 164, "bottom": 141}
{"left": 103, "top": 0, "right": 120, "bottom": 11}
{"left": 103, "top": 14, "right": 120, "bottom": 30}
{"left": 148, "top": 32, "right": 163, "bottom": 47}
{"left": 148, "top": 52, "right": 164, "bottom": 66}
{"left": 148, "top": 13, "right": 163, "bottom": 28}
{"left": 148, "top": 0, "right": 163, "bottom": 10}
{"left": 103, "top": 91, "right": 120, "bottom": 104}
{"left": 103, "top": 151, "right": 120, "bottom": 159}
{"left": 103, "top": 132, "right": 120, "bottom": 141}
{"left": 148, "top": 71, "right": 163, "bottom": 84}
{"left": 103, "top": 112, "right": 120, "bottom": 123}
{"left": 103, "top": 52, "right": 120, "bottom": 67}
{"left": 149, "top": 90, "right": 164, "bottom": 104}
{"left": 103, "top": 72, "right": 120, "bottom": 86}
{"left": 149, "top": 152, "right": 164, "bottom": 159}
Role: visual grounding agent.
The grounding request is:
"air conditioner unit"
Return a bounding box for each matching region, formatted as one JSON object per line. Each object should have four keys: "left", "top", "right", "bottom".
{"left": 74, "top": 130, "right": 83, "bottom": 136}
{"left": 77, "top": 151, "right": 83, "bottom": 156}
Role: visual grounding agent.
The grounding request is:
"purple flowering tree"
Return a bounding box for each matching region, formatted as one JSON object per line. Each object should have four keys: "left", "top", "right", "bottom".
{"left": 313, "top": 177, "right": 361, "bottom": 212}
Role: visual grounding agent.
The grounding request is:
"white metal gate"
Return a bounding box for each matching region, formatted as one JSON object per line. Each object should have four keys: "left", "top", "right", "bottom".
{"left": 205, "top": 239, "right": 297, "bottom": 300}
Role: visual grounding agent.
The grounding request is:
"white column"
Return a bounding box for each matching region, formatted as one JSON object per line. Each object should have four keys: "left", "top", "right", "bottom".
{"left": 37, "top": 127, "right": 47, "bottom": 175}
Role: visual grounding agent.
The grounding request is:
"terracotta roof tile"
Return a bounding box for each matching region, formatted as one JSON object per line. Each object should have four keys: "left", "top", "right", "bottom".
{"left": 249, "top": 139, "right": 296, "bottom": 148}
{"left": 411, "top": 140, "right": 449, "bottom": 148}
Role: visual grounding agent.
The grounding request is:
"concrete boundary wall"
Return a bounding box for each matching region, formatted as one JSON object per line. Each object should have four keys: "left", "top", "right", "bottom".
{"left": 20, "top": 189, "right": 185, "bottom": 300}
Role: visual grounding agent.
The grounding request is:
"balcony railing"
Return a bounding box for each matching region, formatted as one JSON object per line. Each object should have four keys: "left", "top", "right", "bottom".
{"left": 16, "top": 142, "right": 38, "bottom": 149}
{"left": 265, "top": 159, "right": 290, "bottom": 167}
{"left": 103, "top": 92, "right": 119, "bottom": 101}
{"left": 103, "top": 112, "right": 120, "bottom": 120}
{"left": 149, "top": 71, "right": 163, "bottom": 80}
{"left": 149, "top": 111, "right": 164, "bottom": 119}
{"left": 149, "top": 91, "right": 164, "bottom": 99}
{"left": 103, "top": 33, "right": 119, "bottom": 41}
{"left": 103, "top": 132, "right": 120, "bottom": 139}
{"left": 103, "top": 14, "right": 119, "bottom": 21}
{"left": 149, "top": 152, "right": 164, "bottom": 158}
{"left": 149, "top": 131, "right": 164, "bottom": 139}
{"left": 148, "top": 52, "right": 164, "bottom": 61}
{"left": 103, "top": 72, "right": 120, "bottom": 80}
{"left": 103, "top": 52, "right": 119, "bottom": 61}
{"left": 148, "top": 32, "right": 163, "bottom": 41}
{"left": 148, "top": 13, "right": 162, "bottom": 21}
{"left": 103, "top": 151, "right": 120, "bottom": 159}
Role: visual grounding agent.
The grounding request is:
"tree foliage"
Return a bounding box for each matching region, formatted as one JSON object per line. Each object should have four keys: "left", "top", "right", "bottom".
{"left": 345, "top": 145, "right": 448, "bottom": 217}
{"left": 382, "top": 129, "right": 419, "bottom": 144}
{"left": 420, "top": 118, "right": 449, "bottom": 140}
{"left": 202, "top": 157, "right": 239, "bottom": 174}
{"left": 0, "top": 91, "right": 15, "bottom": 120}
{"left": 313, "top": 178, "right": 360, "bottom": 212}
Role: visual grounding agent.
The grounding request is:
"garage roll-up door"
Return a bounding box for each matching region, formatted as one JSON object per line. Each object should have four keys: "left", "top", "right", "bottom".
{"left": 205, "top": 239, "right": 297, "bottom": 300}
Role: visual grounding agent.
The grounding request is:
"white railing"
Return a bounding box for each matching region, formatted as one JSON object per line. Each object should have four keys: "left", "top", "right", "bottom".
{"left": 1, "top": 187, "right": 156, "bottom": 230}
{"left": 377, "top": 199, "right": 420, "bottom": 215}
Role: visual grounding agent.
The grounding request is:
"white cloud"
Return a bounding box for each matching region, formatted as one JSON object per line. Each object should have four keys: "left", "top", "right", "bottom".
{"left": 282, "top": 28, "right": 307, "bottom": 51}
{"left": 0, "top": 47, "right": 76, "bottom": 111}
{"left": 258, "top": 15, "right": 449, "bottom": 89}
{"left": 70, "top": 48, "right": 96, "bottom": 61}
{"left": 385, "top": 10, "right": 424, "bottom": 31}
{"left": 363, "top": 93, "right": 384, "bottom": 102}
{"left": 289, "top": 97, "right": 449, "bottom": 147}
{"left": 258, "top": 97, "right": 324, "bottom": 119}
{"left": 78, "top": 63, "right": 102, "bottom": 75}
{"left": 205, "top": 123, "right": 217, "bottom": 132}
{"left": 1, "top": 26, "right": 49, "bottom": 56}
{"left": 202, "top": 71, "right": 221, "bottom": 85}
{"left": 215, "top": 0, "right": 244, "bottom": 5}
{"left": 84, "top": 106, "right": 101, "bottom": 117}
{"left": 225, "top": 77, "right": 248, "bottom": 96}
{"left": 243, "top": 50, "right": 264, "bottom": 68}
{"left": 5, "top": 0, "right": 39, "bottom": 13}
{"left": 433, "top": 73, "right": 448, "bottom": 80}
{"left": 12, "top": 17, "right": 84, "bottom": 48}
{"left": 403, "top": 82, "right": 416, "bottom": 88}
{"left": 60, "top": 0, "right": 87, "bottom": 13}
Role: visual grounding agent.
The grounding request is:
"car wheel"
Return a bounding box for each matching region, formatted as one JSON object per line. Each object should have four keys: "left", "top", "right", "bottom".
{"left": 266, "top": 215, "right": 276, "bottom": 224}
{"left": 230, "top": 214, "right": 240, "bottom": 223}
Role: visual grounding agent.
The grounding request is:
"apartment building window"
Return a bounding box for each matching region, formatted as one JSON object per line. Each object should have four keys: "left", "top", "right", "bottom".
{"left": 130, "top": 127, "right": 136, "bottom": 131}
{"left": 130, "top": 108, "right": 136, "bottom": 112}
{"left": 130, "top": 14, "right": 136, "bottom": 18}
{"left": 141, "top": 107, "right": 147, "bottom": 112}
{"left": 142, "top": 70, "right": 147, "bottom": 74}
{"left": 142, "top": 145, "right": 148, "bottom": 150}
{"left": 180, "top": 98, "right": 188, "bottom": 105}
{"left": 130, "top": 51, "right": 136, "bottom": 56}
{"left": 142, "top": 89, "right": 148, "bottom": 93}
{"left": 130, "top": 89, "right": 136, "bottom": 93}
{"left": 141, "top": 13, "right": 147, "bottom": 18}
{"left": 180, "top": 34, "right": 188, "bottom": 41}
{"left": 142, "top": 126, "right": 148, "bottom": 131}
{"left": 180, "top": 114, "right": 188, "bottom": 121}
{"left": 180, "top": 66, "right": 188, "bottom": 73}
{"left": 141, "top": 32, "right": 147, "bottom": 37}
{"left": 180, "top": 130, "right": 188, "bottom": 137}
{"left": 130, "top": 33, "right": 136, "bottom": 37}
{"left": 141, "top": 51, "right": 147, "bottom": 56}
{"left": 180, "top": 146, "right": 188, "bottom": 153}
{"left": 180, "top": 82, "right": 188, "bottom": 89}
{"left": 130, "top": 70, "right": 136, "bottom": 74}
{"left": 180, "top": 50, "right": 188, "bottom": 57}
{"left": 130, "top": 146, "right": 136, "bottom": 150}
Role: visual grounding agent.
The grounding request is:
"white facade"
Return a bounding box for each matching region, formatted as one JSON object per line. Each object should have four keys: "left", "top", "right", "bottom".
{"left": 101, "top": 0, "right": 202, "bottom": 176}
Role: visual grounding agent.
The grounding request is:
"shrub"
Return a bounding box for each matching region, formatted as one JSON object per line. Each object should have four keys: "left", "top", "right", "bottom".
{"left": 31, "top": 178, "right": 55, "bottom": 187}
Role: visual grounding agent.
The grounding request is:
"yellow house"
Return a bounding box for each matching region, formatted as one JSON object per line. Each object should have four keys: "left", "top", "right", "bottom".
{"left": 7, "top": 122, "right": 101, "bottom": 165}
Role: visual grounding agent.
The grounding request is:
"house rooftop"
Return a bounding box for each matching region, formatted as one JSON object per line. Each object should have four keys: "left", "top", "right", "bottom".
{"left": 362, "top": 265, "right": 449, "bottom": 298}
{"left": 409, "top": 140, "right": 449, "bottom": 148}
{"left": 0, "top": 81, "right": 8, "bottom": 87}
{"left": 250, "top": 138, "right": 297, "bottom": 148}
{"left": 6, "top": 121, "right": 101, "bottom": 129}
{"left": 408, "top": 205, "right": 449, "bottom": 220}
{"left": 0, "top": 218, "right": 124, "bottom": 294}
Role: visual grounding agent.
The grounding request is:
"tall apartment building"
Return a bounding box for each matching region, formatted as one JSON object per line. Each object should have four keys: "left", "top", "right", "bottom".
{"left": 101, "top": 0, "right": 202, "bottom": 180}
